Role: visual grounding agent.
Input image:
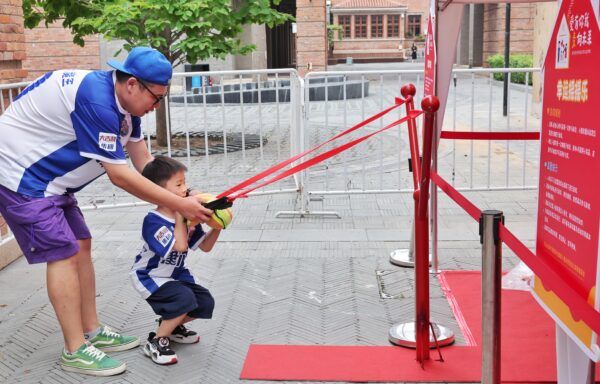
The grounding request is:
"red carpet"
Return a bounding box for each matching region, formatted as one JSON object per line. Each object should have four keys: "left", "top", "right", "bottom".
{"left": 240, "top": 270, "right": 599, "bottom": 382}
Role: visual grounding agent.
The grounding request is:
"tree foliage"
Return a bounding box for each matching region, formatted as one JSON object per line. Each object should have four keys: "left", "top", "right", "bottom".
{"left": 23, "top": 0, "right": 293, "bottom": 67}
{"left": 23, "top": 0, "right": 293, "bottom": 146}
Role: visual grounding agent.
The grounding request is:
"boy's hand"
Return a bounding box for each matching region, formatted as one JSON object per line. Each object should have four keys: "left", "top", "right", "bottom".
{"left": 174, "top": 211, "right": 186, "bottom": 223}
{"left": 179, "top": 196, "right": 213, "bottom": 223}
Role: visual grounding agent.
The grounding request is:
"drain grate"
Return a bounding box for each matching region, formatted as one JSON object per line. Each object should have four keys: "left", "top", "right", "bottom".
{"left": 375, "top": 269, "right": 414, "bottom": 299}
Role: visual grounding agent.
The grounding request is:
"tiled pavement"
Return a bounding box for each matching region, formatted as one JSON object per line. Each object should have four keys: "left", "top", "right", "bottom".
{"left": 0, "top": 188, "right": 537, "bottom": 384}
{"left": 0, "top": 63, "right": 541, "bottom": 383}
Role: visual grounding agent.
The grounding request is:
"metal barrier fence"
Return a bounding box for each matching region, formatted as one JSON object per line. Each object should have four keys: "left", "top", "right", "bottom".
{"left": 0, "top": 69, "right": 303, "bottom": 244}
{"left": 0, "top": 67, "right": 540, "bottom": 243}
{"left": 71, "top": 68, "right": 303, "bottom": 210}
{"left": 302, "top": 68, "right": 541, "bottom": 201}
{"left": 0, "top": 82, "right": 30, "bottom": 246}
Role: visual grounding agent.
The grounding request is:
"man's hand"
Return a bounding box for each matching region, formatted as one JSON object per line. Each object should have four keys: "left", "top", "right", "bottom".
{"left": 178, "top": 195, "right": 213, "bottom": 223}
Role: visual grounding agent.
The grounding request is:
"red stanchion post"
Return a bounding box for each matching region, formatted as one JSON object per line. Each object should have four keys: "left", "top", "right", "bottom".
{"left": 402, "top": 84, "right": 421, "bottom": 189}
{"left": 413, "top": 95, "right": 440, "bottom": 362}
{"left": 389, "top": 85, "right": 431, "bottom": 268}
{"left": 388, "top": 90, "right": 454, "bottom": 360}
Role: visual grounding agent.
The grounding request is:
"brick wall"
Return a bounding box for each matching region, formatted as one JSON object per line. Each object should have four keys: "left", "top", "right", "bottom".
{"left": 483, "top": 3, "right": 534, "bottom": 64}
{"left": 330, "top": 13, "right": 405, "bottom": 62}
{"left": 24, "top": 20, "right": 100, "bottom": 80}
{"left": 329, "top": 0, "right": 429, "bottom": 63}
{"left": 399, "top": 0, "right": 429, "bottom": 35}
{"left": 296, "top": 0, "right": 327, "bottom": 75}
{"left": 0, "top": 0, "right": 27, "bottom": 85}
{"left": 0, "top": 0, "right": 26, "bottom": 268}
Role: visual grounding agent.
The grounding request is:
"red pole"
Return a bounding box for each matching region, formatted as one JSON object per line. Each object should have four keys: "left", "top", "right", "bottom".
{"left": 414, "top": 95, "right": 440, "bottom": 363}
{"left": 418, "top": 96, "right": 439, "bottom": 218}
{"left": 401, "top": 84, "right": 421, "bottom": 189}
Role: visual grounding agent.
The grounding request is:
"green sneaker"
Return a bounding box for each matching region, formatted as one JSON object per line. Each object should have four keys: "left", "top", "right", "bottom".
{"left": 60, "top": 342, "right": 126, "bottom": 376}
{"left": 87, "top": 325, "right": 140, "bottom": 352}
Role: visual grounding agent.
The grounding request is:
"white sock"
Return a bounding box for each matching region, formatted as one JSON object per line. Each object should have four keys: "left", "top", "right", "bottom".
{"left": 84, "top": 326, "right": 102, "bottom": 340}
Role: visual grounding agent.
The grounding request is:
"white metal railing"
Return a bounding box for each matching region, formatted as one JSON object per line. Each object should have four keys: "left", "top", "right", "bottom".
{"left": 0, "top": 82, "right": 30, "bottom": 114}
{"left": 76, "top": 68, "right": 303, "bottom": 209}
{"left": 448, "top": 68, "right": 539, "bottom": 191}
{"left": 0, "top": 82, "right": 31, "bottom": 245}
{"left": 302, "top": 67, "right": 541, "bottom": 199}
{"left": 0, "top": 67, "right": 540, "bottom": 220}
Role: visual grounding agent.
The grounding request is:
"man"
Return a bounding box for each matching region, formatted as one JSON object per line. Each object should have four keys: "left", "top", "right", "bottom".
{"left": 0, "top": 47, "right": 212, "bottom": 376}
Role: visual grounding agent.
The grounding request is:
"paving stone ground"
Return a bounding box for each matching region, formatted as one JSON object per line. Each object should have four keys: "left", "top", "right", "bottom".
{"left": 0, "top": 188, "right": 536, "bottom": 384}
{"left": 0, "top": 63, "right": 541, "bottom": 383}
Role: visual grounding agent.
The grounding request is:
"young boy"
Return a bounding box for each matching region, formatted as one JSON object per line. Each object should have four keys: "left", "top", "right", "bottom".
{"left": 130, "top": 156, "right": 219, "bottom": 365}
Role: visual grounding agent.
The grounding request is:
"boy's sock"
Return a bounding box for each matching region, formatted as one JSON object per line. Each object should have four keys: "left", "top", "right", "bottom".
{"left": 156, "top": 318, "right": 200, "bottom": 344}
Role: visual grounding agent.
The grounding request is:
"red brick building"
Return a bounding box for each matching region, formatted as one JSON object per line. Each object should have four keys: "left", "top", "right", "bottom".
{"left": 454, "top": 3, "right": 535, "bottom": 67}
{"left": 482, "top": 3, "right": 535, "bottom": 63}
{"left": 0, "top": 0, "right": 27, "bottom": 85}
{"left": 329, "top": 0, "right": 429, "bottom": 63}
{"left": 0, "top": 0, "right": 26, "bottom": 267}
{"left": 1, "top": 5, "right": 100, "bottom": 84}
{"left": 24, "top": 21, "right": 100, "bottom": 80}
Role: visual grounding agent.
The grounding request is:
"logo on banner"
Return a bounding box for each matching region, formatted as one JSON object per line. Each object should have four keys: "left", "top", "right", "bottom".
{"left": 556, "top": 16, "right": 570, "bottom": 69}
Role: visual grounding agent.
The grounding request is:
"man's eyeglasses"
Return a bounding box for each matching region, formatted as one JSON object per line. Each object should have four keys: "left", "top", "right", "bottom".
{"left": 136, "top": 78, "right": 166, "bottom": 105}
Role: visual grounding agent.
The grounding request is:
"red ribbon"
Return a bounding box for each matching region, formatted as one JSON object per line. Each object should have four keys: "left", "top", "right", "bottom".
{"left": 440, "top": 131, "right": 540, "bottom": 141}
{"left": 431, "top": 172, "right": 481, "bottom": 220}
{"left": 232, "top": 110, "right": 423, "bottom": 199}
{"left": 217, "top": 99, "right": 406, "bottom": 199}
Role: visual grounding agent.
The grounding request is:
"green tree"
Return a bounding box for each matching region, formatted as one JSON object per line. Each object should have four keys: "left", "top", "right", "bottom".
{"left": 23, "top": 0, "right": 293, "bottom": 146}
{"left": 326, "top": 23, "right": 342, "bottom": 52}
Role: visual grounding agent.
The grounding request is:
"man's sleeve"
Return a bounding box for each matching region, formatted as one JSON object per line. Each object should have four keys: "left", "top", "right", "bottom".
{"left": 71, "top": 102, "right": 127, "bottom": 164}
{"left": 142, "top": 215, "right": 175, "bottom": 257}
{"left": 129, "top": 116, "right": 144, "bottom": 142}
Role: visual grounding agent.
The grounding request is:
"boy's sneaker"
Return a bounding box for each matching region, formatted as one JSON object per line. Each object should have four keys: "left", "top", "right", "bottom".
{"left": 170, "top": 324, "right": 200, "bottom": 344}
{"left": 143, "top": 332, "right": 178, "bottom": 365}
{"left": 60, "top": 342, "right": 126, "bottom": 376}
{"left": 87, "top": 324, "right": 140, "bottom": 352}
{"left": 156, "top": 318, "right": 200, "bottom": 344}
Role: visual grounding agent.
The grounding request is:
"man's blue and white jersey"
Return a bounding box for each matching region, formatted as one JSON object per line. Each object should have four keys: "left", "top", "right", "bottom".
{"left": 130, "top": 211, "right": 206, "bottom": 299}
{"left": 0, "top": 70, "right": 143, "bottom": 197}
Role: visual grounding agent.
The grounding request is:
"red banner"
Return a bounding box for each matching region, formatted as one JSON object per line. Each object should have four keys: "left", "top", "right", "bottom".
{"left": 423, "top": 13, "right": 436, "bottom": 97}
{"left": 533, "top": 0, "right": 599, "bottom": 360}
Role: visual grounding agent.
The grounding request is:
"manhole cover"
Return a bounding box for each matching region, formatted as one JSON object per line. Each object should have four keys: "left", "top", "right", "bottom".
{"left": 375, "top": 269, "right": 414, "bottom": 299}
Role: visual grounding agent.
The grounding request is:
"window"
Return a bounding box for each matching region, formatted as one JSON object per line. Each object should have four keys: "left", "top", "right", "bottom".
{"left": 354, "top": 15, "right": 367, "bottom": 38}
{"left": 387, "top": 15, "right": 400, "bottom": 37}
{"left": 407, "top": 15, "right": 421, "bottom": 37}
{"left": 338, "top": 15, "right": 351, "bottom": 38}
{"left": 371, "top": 15, "right": 383, "bottom": 38}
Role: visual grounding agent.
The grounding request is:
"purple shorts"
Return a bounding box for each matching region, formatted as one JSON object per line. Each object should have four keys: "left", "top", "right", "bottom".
{"left": 0, "top": 184, "right": 91, "bottom": 264}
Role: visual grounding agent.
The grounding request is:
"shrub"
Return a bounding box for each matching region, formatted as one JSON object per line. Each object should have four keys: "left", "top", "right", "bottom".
{"left": 487, "top": 54, "right": 533, "bottom": 85}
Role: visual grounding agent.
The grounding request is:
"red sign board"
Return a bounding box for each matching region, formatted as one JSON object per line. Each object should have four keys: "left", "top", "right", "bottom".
{"left": 423, "top": 14, "right": 436, "bottom": 97}
{"left": 533, "top": 0, "right": 599, "bottom": 359}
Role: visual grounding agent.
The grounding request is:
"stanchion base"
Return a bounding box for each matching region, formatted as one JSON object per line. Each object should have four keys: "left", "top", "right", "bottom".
{"left": 388, "top": 322, "right": 455, "bottom": 348}
{"left": 389, "top": 249, "right": 432, "bottom": 268}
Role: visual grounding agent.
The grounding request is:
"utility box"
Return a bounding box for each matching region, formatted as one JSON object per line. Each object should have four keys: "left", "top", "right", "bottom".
{"left": 184, "top": 64, "right": 210, "bottom": 92}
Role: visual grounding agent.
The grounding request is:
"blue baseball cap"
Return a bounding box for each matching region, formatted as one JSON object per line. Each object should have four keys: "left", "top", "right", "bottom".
{"left": 107, "top": 47, "right": 172, "bottom": 86}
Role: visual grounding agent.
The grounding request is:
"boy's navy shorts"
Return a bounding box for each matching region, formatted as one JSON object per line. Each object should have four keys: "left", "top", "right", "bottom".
{"left": 146, "top": 280, "right": 215, "bottom": 320}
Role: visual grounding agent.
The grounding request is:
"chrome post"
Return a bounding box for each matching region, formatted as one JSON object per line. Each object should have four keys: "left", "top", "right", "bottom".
{"left": 480, "top": 210, "right": 503, "bottom": 384}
